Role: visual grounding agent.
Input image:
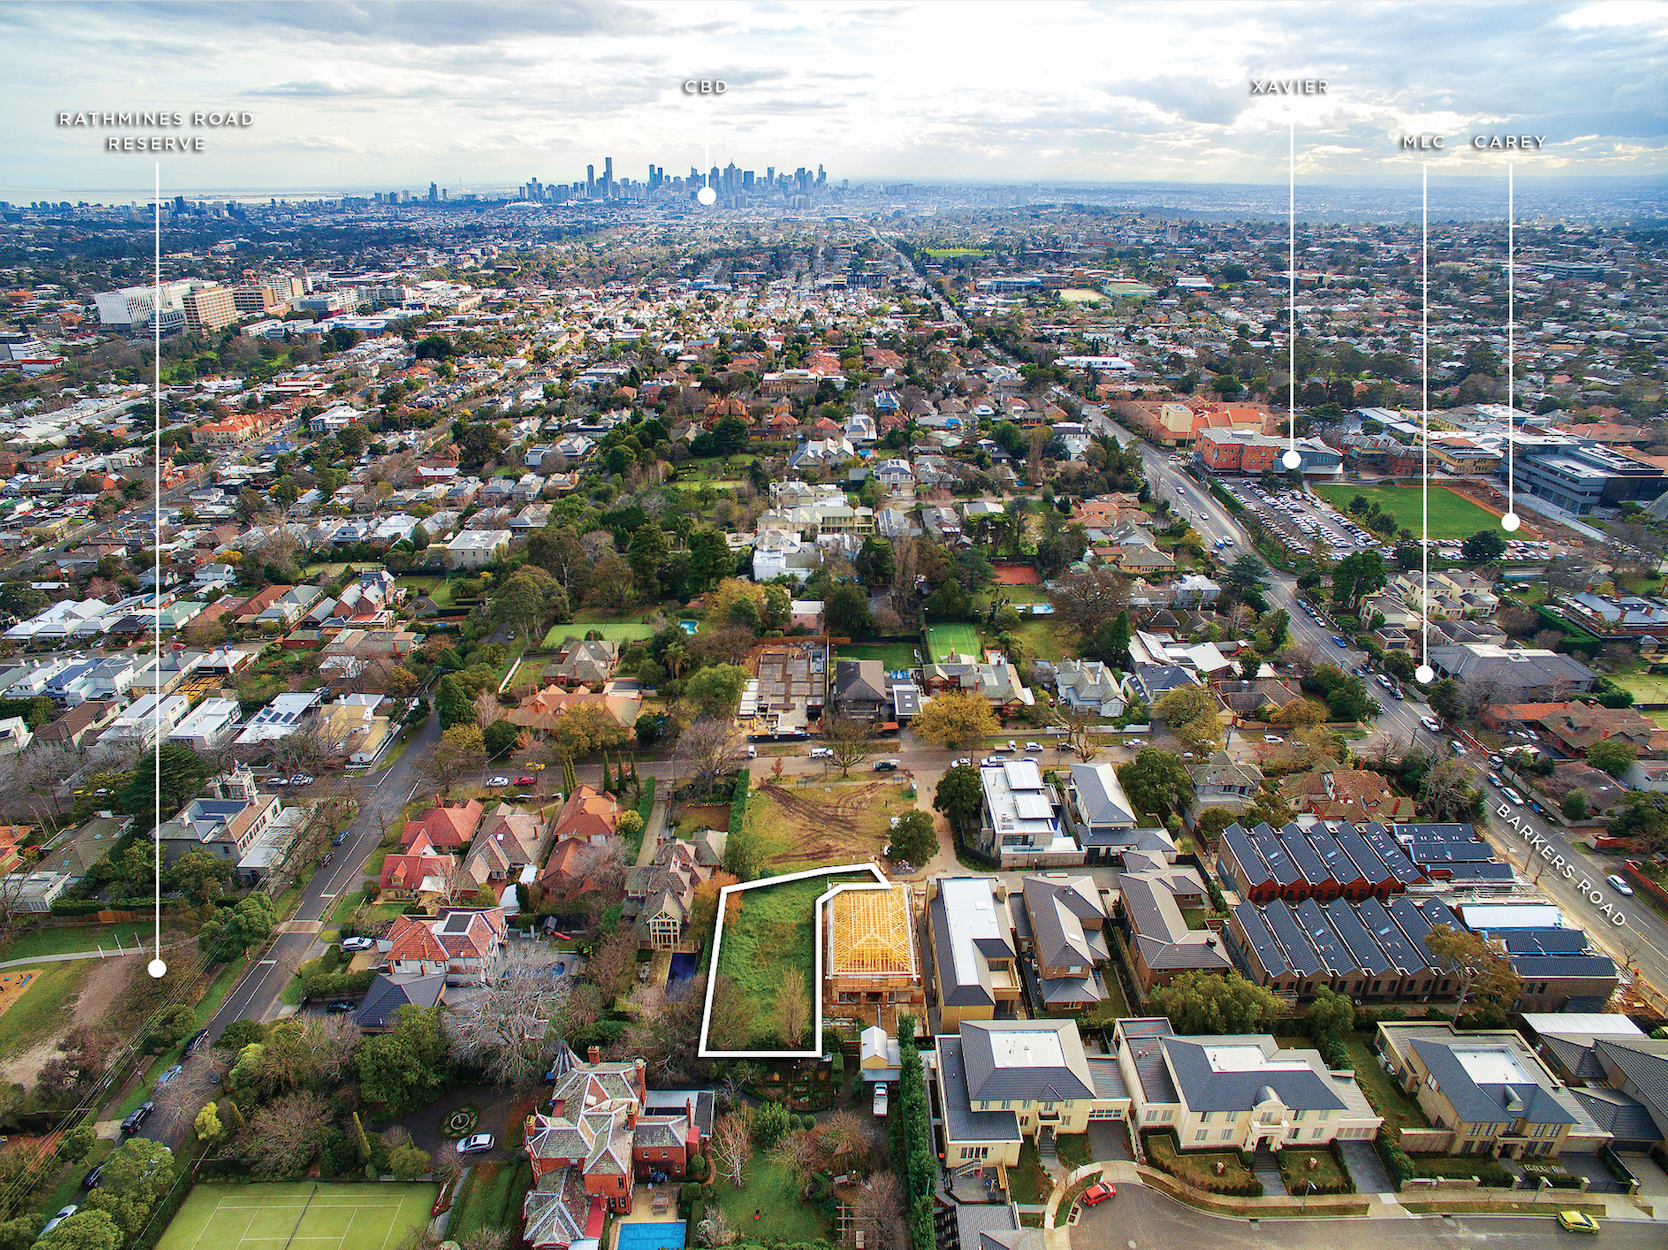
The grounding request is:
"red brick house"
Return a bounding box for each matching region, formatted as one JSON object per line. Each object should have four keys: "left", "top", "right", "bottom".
{"left": 401, "top": 799, "right": 483, "bottom": 851}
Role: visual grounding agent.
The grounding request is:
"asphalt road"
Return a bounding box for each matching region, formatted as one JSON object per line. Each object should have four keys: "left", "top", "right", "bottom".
{"left": 1075, "top": 1185, "right": 1659, "bottom": 1250}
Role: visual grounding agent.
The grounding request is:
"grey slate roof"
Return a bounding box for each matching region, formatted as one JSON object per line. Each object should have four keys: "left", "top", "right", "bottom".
{"left": 1409, "top": 1039, "right": 1575, "bottom": 1128}
{"left": 959, "top": 1019, "right": 1096, "bottom": 1103}
{"left": 1161, "top": 1036, "right": 1346, "bottom": 1114}
{"left": 1069, "top": 762, "right": 1136, "bottom": 828}
{"left": 356, "top": 972, "right": 445, "bottom": 1030}
{"left": 937, "top": 1035, "right": 1022, "bottom": 1143}
{"left": 1571, "top": 1087, "right": 1661, "bottom": 1145}
{"left": 1593, "top": 1038, "right": 1668, "bottom": 1138}
{"left": 929, "top": 880, "right": 1017, "bottom": 1009}
{"left": 1022, "top": 875, "right": 1107, "bottom": 970}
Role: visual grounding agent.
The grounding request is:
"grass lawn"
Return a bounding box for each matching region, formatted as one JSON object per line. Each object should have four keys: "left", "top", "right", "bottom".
{"left": 1145, "top": 1134, "right": 1259, "bottom": 1193}
{"left": 0, "top": 923, "right": 153, "bottom": 962}
{"left": 743, "top": 781, "right": 920, "bottom": 868}
{"left": 1313, "top": 482, "right": 1509, "bottom": 540}
{"left": 447, "top": 1158, "right": 532, "bottom": 1242}
{"left": 1008, "top": 1140, "right": 1054, "bottom": 1204}
{"left": 1342, "top": 1036, "right": 1430, "bottom": 1137}
{"left": 157, "top": 1181, "right": 438, "bottom": 1250}
{"left": 1278, "top": 1147, "right": 1352, "bottom": 1193}
{"left": 927, "top": 622, "right": 982, "bottom": 662}
{"left": 1410, "top": 1154, "right": 1513, "bottom": 1186}
{"left": 542, "top": 620, "right": 656, "bottom": 647}
{"left": 0, "top": 961, "right": 91, "bottom": 1058}
{"left": 1009, "top": 619, "right": 1066, "bottom": 663}
{"left": 1056, "top": 1132, "right": 1093, "bottom": 1169}
{"left": 1612, "top": 669, "right": 1668, "bottom": 706}
{"left": 714, "top": 871, "right": 869, "bottom": 1045}
{"left": 715, "top": 1157, "right": 828, "bottom": 1242}
{"left": 837, "top": 642, "right": 920, "bottom": 671}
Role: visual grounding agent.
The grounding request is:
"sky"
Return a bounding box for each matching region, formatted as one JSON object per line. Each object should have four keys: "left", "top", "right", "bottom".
{"left": 3, "top": 0, "right": 1667, "bottom": 199}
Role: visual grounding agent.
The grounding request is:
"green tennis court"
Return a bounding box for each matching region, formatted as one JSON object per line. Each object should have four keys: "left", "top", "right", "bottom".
{"left": 927, "top": 623, "right": 982, "bottom": 663}
{"left": 157, "top": 1181, "right": 438, "bottom": 1250}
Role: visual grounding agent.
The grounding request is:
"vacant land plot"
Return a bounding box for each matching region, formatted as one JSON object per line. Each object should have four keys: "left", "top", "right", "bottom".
{"left": 0, "top": 923, "right": 151, "bottom": 962}
{"left": 0, "top": 962, "right": 89, "bottom": 1071}
{"left": 746, "top": 781, "right": 917, "bottom": 868}
{"left": 714, "top": 1157, "right": 828, "bottom": 1241}
{"left": 713, "top": 870, "right": 870, "bottom": 1045}
{"left": 927, "top": 623, "right": 982, "bottom": 662}
{"left": 838, "top": 642, "right": 919, "bottom": 671}
{"left": 158, "top": 1181, "right": 438, "bottom": 1250}
{"left": 1313, "top": 483, "right": 1509, "bottom": 540}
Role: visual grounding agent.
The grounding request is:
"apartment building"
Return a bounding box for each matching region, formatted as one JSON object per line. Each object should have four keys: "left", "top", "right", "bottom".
{"left": 182, "top": 284, "right": 239, "bottom": 334}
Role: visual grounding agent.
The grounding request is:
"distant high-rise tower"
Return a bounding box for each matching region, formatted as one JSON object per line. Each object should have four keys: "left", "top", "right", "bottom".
{"left": 587, "top": 165, "right": 595, "bottom": 196}
{"left": 428, "top": 182, "right": 438, "bottom": 202}
{"left": 604, "top": 157, "right": 613, "bottom": 192}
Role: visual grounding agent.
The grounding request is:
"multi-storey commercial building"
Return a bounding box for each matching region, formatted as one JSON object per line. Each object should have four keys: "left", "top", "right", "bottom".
{"left": 181, "top": 284, "right": 239, "bottom": 334}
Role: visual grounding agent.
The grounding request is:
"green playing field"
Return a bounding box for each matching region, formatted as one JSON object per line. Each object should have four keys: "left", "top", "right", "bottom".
{"left": 926, "top": 623, "right": 982, "bottom": 663}
{"left": 1312, "top": 482, "right": 1511, "bottom": 541}
{"left": 157, "top": 1182, "right": 438, "bottom": 1250}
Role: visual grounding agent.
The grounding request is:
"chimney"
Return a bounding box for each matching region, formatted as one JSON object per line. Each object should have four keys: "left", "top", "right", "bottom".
{"left": 686, "top": 1097, "right": 695, "bottom": 1131}
{"left": 626, "top": 1104, "right": 637, "bottom": 1129}
{"left": 588, "top": 1045, "right": 600, "bottom": 1065}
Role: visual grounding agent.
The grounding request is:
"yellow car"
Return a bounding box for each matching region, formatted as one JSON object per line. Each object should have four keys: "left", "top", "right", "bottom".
{"left": 1557, "top": 1211, "right": 1600, "bottom": 1235}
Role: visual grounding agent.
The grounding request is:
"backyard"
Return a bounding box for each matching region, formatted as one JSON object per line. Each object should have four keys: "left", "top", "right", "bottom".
{"left": 1313, "top": 482, "right": 1512, "bottom": 541}
{"left": 1610, "top": 666, "right": 1668, "bottom": 706}
{"left": 715, "top": 1157, "right": 829, "bottom": 1242}
{"left": 543, "top": 620, "right": 657, "bottom": 647}
{"left": 712, "top": 870, "right": 870, "bottom": 1047}
{"left": 926, "top": 623, "right": 982, "bottom": 663}
{"left": 837, "top": 641, "right": 920, "bottom": 671}
{"left": 1341, "top": 1035, "right": 1430, "bottom": 1138}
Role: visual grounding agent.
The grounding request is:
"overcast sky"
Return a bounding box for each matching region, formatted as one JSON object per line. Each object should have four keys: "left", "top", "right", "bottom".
{"left": 4, "top": 0, "right": 1666, "bottom": 198}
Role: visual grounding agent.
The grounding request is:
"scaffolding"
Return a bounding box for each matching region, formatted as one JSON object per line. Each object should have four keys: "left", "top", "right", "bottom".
{"left": 828, "top": 884, "right": 917, "bottom": 978}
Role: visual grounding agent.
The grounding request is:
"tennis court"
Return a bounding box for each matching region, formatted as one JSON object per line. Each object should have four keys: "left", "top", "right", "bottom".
{"left": 157, "top": 1181, "right": 438, "bottom": 1250}
{"left": 926, "top": 623, "right": 981, "bottom": 663}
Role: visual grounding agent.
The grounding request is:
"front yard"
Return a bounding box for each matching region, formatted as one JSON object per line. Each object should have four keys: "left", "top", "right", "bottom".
{"left": 1277, "top": 1147, "right": 1353, "bottom": 1194}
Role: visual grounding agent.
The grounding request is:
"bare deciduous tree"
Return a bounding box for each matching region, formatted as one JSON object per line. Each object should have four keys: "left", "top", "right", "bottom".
{"left": 822, "top": 712, "right": 877, "bottom": 777}
{"left": 710, "top": 1111, "right": 753, "bottom": 1188}
{"left": 853, "top": 1171, "right": 909, "bottom": 1250}
{"left": 774, "top": 968, "right": 811, "bottom": 1048}
{"left": 242, "top": 1089, "right": 333, "bottom": 1173}
{"left": 445, "top": 948, "right": 600, "bottom": 1085}
{"left": 673, "top": 717, "right": 744, "bottom": 798}
{"left": 474, "top": 690, "right": 506, "bottom": 732}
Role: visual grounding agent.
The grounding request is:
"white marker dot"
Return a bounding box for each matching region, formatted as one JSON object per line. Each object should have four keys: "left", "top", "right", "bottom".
{"left": 1501, "top": 512, "right": 1520, "bottom": 532}
{"left": 1415, "top": 664, "right": 1435, "bottom": 685}
{"left": 696, "top": 186, "right": 716, "bottom": 206}
{"left": 1281, "top": 450, "right": 1302, "bottom": 470}
{"left": 148, "top": 958, "right": 167, "bottom": 978}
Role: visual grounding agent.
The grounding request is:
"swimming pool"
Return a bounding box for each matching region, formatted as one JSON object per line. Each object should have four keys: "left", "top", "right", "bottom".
{"left": 615, "top": 1221, "right": 686, "bottom": 1250}
{"left": 666, "top": 953, "right": 698, "bottom": 987}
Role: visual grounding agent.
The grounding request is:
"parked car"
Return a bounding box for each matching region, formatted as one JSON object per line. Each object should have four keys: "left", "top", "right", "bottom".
{"left": 1450, "top": 741, "right": 1467, "bottom": 755}
{"left": 1557, "top": 1211, "right": 1600, "bottom": 1234}
{"left": 1489, "top": 754, "right": 1505, "bottom": 768}
{"left": 1025, "top": 741, "right": 1041, "bottom": 751}
{"left": 457, "top": 1133, "right": 496, "bottom": 1154}
{"left": 810, "top": 747, "right": 832, "bottom": 758}
{"left": 1607, "top": 874, "right": 1634, "bottom": 897}
{"left": 267, "top": 776, "right": 290, "bottom": 787}
{"left": 41, "top": 1206, "right": 77, "bottom": 1236}
{"left": 81, "top": 1163, "right": 103, "bottom": 1189}
{"left": 873, "top": 760, "right": 899, "bottom": 772}
{"left": 981, "top": 756, "right": 1004, "bottom": 766}
{"left": 1487, "top": 774, "right": 1503, "bottom": 788}
{"left": 487, "top": 776, "right": 511, "bottom": 787}
{"left": 1502, "top": 787, "right": 1525, "bottom": 806}
{"left": 332, "top": 832, "right": 347, "bottom": 846}
{"left": 872, "top": 1082, "right": 888, "bottom": 1118}
{"left": 1080, "top": 1181, "right": 1116, "bottom": 1206}
{"left": 326, "top": 1000, "right": 357, "bottom": 1014}
{"left": 1263, "top": 734, "right": 1284, "bottom": 744}
{"left": 341, "top": 937, "right": 375, "bottom": 952}
{"left": 290, "top": 774, "right": 313, "bottom": 786}
{"left": 121, "top": 1103, "right": 154, "bottom": 1134}
{"left": 1008, "top": 740, "right": 1018, "bottom": 751}
{"left": 155, "top": 1064, "right": 184, "bottom": 1089}
{"left": 1420, "top": 716, "right": 1443, "bottom": 733}
{"left": 183, "top": 1028, "right": 209, "bottom": 1055}
{"left": 514, "top": 776, "right": 536, "bottom": 786}
{"left": 1331, "top": 635, "right": 1348, "bottom": 648}
{"left": 953, "top": 758, "right": 972, "bottom": 768}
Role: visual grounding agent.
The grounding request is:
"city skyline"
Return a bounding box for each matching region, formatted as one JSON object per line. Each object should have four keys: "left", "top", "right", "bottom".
{"left": 2, "top": 0, "right": 1666, "bottom": 200}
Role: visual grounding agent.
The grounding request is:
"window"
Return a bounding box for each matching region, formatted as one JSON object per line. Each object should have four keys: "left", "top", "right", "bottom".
{"left": 1312, "top": 1128, "right": 1324, "bottom": 1140}
{"left": 1220, "top": 1130, "right": 1233, "bottom": 1142}
{"left": 1001, "top": 1101, "right": 1011, "bottom": 1111}
{"left": 1195, "top": 1130, "right": 1209, "bottom": 1142}
{"left": 1201, "top": 1112, "right": 1213, "bottom": 1124}
{"left": 1293, "top": 1110, "right": 1306, "bottom": 1122}
{"left": 1162, "top": 1110, "right": 1175, "bottom": 1123}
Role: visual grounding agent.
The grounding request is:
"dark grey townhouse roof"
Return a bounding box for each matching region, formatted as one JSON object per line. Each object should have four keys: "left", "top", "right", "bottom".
{"left": 1322, "top": 899, "right": 1395, "bottom": 977}
{"left": 959, "top": 1020, "right": 1096, "bottom": 1103}
{"left": 937, "top": 1034, "right": 1023, "bottom": 1143}
{"left": 1161, "top": 1035, "right": 1346, "bottom": 1114}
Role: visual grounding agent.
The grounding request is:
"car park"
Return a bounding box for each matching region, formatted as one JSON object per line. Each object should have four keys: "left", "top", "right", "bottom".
{"left": 1607, "top": 874, "right": 1634, "bottom": 897}
{"left": 1080, "top": 1181, "right": 1116, "bottom": 1206}
{"left": 457, "top": 1133, "right": 496, "bottom": 1154}
{"left": 341, "top": 937, "right": 375, "bottom": 952}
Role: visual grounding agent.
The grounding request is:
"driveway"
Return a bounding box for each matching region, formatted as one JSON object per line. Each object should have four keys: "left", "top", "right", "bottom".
{"left": 382, "top": 1081, "right": 540, "bottom": 1165}
{"left": 1341, "top": 1139, "right": 1394, "bottom": 1194}
{"left": 1088, "top": 1120, "right": 1132, "bottom": 1163}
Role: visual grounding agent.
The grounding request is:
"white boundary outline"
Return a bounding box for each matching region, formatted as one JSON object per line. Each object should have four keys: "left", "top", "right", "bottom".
{"left": 697, "top": 861, "right": 889, "bottom": 1059}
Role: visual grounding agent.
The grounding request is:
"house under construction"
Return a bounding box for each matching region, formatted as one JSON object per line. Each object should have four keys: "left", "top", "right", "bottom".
{"left": 739, "top": 639, "right": 827, "bottom": 737}
{"left": 824, "top": 882, "right": 923, "bottom": 1031}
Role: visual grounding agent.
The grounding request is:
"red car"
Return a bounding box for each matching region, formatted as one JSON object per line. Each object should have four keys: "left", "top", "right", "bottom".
{"left": 514, "top": 776, "right": 536, "bottom": 787}
{"left": 1080, "top": 1182, "right": 1116, "bottom": 1206}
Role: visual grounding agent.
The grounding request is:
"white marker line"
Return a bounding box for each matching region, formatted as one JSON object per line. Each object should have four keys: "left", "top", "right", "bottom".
{"left": 151, "top": 163, "right": 165, "bottom": 980}
{"left": 1503, "top": 161, "right": 1518, "bottom": 532}
{"left": 1416, "top": 162, "right": 1433, "bottom": 686}
{"left": 1285, "top": 112, "right": 1299, "bottom": 471}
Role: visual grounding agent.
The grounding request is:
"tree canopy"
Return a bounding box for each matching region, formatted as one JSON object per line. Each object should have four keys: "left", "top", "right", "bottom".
{"left": 1145, "top": 970, "right": 1286, "bottom": 1035}
{"left": 1116, "top": 748, "right": 1193, "bottom": 818}
{"left": 910, "top": 691, "right": 998, "bottom": 750}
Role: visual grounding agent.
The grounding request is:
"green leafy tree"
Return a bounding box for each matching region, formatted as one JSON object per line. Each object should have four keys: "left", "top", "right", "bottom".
{"left": 34, "top": 1211, "right": 122, "bottom": 1250}
{"left": 1144, "top": 970, "right": 1286, "bottom": 1035}
{"left": 484, "top": 720, "right": 520, "bottom": 758}
{"left": 354, "top": 1005, "right": 451, "bottom": 1114}
{"left": 1460, "top": 529, "right": 1507, "bottom": 564}
{"left": 923, "top": 577, "right": 970, "bottom": 621}
{"left": 1307, "top": 985, "right": 1355, "bottom": 1042}
{"left": 1117, "top": 748, "right": 1193, "bottom": 818}
{"left": 118, "top": 743, "right": 210, "bottom": 829}
{"left": 435, "top": 674, "right": 473, "bottom": 730}
{"left": 687, "top": 528, "right": 733, "bottom": 594}
{"left": 194, "top": 1103, "right": 223, "bottom": 1143}
{"left": 824, "top": 582, "right": 873, "bottom": 637}
{"left": 387, "top": 1142, "right": 431, "bottom": 1180}
{"left": 933, "top": 765, "right": 983, "bottom": 832}
{"left": 683, "top": 664, "right": 750, "bottom": 719}
{"left": 492, "top": 565, "right": 568, "bottom": 641}
{"left": 83, "top": 1137, "right": 173, "bottom": 1240}
{"left": 1562, "top": 790, "right": 1589, "bottom": 820}
{"left": 888, "top": 811, "right": 938, "bottom": 864}
{"left": 1222, "top": 554, "right": 1269, "bottom": 598}
{"left": 627, "top": 522, "right": 671, "bottom": 602}
{"left": 1585, "top": 737, "right": 1639, "bottom": 778}
{"left": 1427, "top": 677, "right": 1463, "bottom": 721}
{"left": 1329, "top": 549, "right": 1387, "bottom": 616}
{"left": 197, "top": 893, "right": 277, "bottom": 962}
{"left": 56, "top": 1125, "right": 95, "bottom": 1163}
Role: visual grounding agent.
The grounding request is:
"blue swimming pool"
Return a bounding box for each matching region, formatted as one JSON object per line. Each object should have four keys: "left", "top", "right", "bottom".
{"left": 616, "top": 1221, "right": 686, "bottom": 1250}
{"left": 666, "top": 953, "right": 698, "bottom": 986}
